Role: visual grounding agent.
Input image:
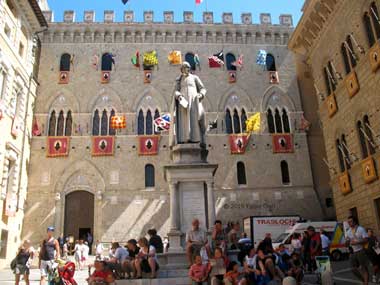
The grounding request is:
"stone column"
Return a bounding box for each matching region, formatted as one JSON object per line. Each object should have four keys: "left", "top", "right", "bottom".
{"left": 206, "top": 181, "right": 216, "bottom": 230}
{"left": 54, "top": 192, "right": 62, "bottom": 234}
{"left": 169, "top": 182, "right": 178, "bottom": 231}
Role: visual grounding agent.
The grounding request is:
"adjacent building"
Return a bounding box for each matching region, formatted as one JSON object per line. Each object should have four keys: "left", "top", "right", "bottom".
{"left": 0, "top": 0, "right": 47, "bottom": 267}
{"left": 289, "top": 0, "right": 380, "bottom": 230}
{"left": 21, "top": 8, "right": 334, "bottom": 246}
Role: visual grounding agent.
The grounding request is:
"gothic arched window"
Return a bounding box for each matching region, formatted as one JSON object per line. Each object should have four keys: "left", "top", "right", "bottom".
{"left": 241, "top": 109, "right": 247, "bottom": 133}
{"left": 274, "top": 108, "right": 283, "bottom": 133}
{"left": 154, "top": 109, "right": 160, "bottom": 134}
{"left": 146, "top": 109, "right": 153, "bottom": 135}
{"left": 226, "top": 53, "right": 237, "bottom": 71}
{"left": 237, "top": 161, "right": 247, "bottom": 185}
{"left": 145, "top": 164, "right": 155, "bottom": 188}
{"left": 336, "top": 139, "right": 346, "bottom": 173}
{"left": 137, "top": 109, "right": 144, "bottom": 135}
{"left": 282, "top": 109, "right": 290, "bottom": 133}
{"left": 65, "top": 110, "right": 72, "bottom": 136}
{"left": 101, "top": 109, "right": 108, "bottom": 136}
{"left": 101, "top": 53, "right": 113, "bottom": 71}
{"left": 364, "top": 12, "right": 376, "bottom": 47}
{"left": 60, "top": 53, "right": 71, "bottom": 72}
{"left": 48, "top": 110, "right": 56, "bottom": 136}
{"left": 365, "top": 3, "right": 380, "bottom": 47}
{"left": 225, "top": 109, "right": 233, "bottom": 134}
{"left": 341, "top": 134, "right": 351, "bottom": 170}
{"left": 341, "top": 43, "right": 351, "bottom": 75}
{"left": 267, "top": 109, "right": 275, "bottom": 133}
{"left": 364, "top": 115, "right": 376, "bottom": 155}
{"left": 92, "top": 110, "right": 100, "bottom": 136}
{"left": 185, "top": 53, "right": 196, "bottom": 71}
{"left": 281, "top": 160, "right": 290, "bottom": 185}
{"left": 109, "top": 109, "right": 116, "bottom": 136}
{"left": 233, "top": 109, "right": 241, "bottom": 134}
{"left": 56, "top": 110, "right": 64, "bottom": 136}
{"left": 266, "top": 54, "right": 276, "bottom": 71}
{"left": 357, "top": 121, "right": 368, "bottom": 159}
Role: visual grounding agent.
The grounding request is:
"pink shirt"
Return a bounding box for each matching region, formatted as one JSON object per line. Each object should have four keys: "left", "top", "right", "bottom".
{"left": 189, "top": 263, "right": 209, "bottom": 280}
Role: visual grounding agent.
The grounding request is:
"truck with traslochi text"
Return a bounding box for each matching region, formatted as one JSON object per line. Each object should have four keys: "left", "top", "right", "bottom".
{"left": 243, "top": 215, "right": 301, "bottom": 247}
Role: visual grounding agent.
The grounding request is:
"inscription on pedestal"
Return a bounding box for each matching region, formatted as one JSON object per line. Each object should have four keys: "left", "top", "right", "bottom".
{"left": 180, "top": 184, "right": 206, "bottom": 234}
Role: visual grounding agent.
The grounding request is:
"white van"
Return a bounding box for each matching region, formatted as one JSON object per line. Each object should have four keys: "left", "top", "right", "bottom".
{"left": 272, "top": 221, "right": 349, "bottom": 261}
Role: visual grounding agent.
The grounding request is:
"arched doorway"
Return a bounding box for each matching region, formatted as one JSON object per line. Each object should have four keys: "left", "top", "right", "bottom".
{"left": 64, "top": 191, "right": 94, "bottom": 240}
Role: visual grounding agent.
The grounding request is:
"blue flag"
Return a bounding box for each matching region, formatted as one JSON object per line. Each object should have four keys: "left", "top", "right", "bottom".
{"left": 122, "top": 0, "right": 129, "bottom": 4}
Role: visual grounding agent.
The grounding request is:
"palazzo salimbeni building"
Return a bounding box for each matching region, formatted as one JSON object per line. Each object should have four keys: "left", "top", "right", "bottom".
{"left": 0, "top": 0, "right": 337, "bottom": 265}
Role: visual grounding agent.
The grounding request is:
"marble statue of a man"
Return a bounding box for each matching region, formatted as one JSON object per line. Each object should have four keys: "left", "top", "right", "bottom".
{"left": 169, "top": 62, "right": 207, "bottom": 146}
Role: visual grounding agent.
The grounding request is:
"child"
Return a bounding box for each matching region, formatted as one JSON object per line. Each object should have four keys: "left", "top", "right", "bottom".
{"left": 209, "top": 247, "right": 228, "bottom": 285}
{"left": 224, "top": 261, "right": 247, "bottom": 285}
{"left": 189, "top": 255, "right": 210, "bottom": 285}
{"left": 87, "top": 260, "right": 115, "bottom": 285}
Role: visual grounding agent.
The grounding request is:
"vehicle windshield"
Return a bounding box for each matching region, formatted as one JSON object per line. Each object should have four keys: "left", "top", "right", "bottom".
{"left": 274, "top": 233, "right": 289, "bottom": 243}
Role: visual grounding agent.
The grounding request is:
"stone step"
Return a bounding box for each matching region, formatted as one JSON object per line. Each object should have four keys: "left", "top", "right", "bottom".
{"left": 115, "top": 277, "right": 189, "bottom": 285}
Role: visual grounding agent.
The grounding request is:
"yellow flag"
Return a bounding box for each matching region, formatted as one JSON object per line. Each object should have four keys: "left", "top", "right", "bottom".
{"left": 168, "top": 51, "right": 182, "bottom": 65}
{"left": 246, "top": 113, "right": 261, "bottom": 132}
{"left": 143, "top": 51, "right": 158, "bottom": 66}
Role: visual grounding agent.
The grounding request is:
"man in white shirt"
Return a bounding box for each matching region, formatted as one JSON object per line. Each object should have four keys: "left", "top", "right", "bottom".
{"left": 186, "top": 219, "right": 208, "bottom": 265}
{"left": 345, "top": 216, "right": 369, "bottom": 285}
{"left": 320, "top": 230, "right": 331, "bottom": 256}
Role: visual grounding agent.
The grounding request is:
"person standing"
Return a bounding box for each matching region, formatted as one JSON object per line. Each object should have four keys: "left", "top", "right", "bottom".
{"left": 13, "top": 240, "right": 35, "bottom": 285}
{"left": 367, "top": 228, "right": 380, "bottom": 283}
{"left": 57, "top": 234, "right": 64, "bottom": 256}
{"left": 186, "top": 219, "right": 208, "bottom": 265}
{"left": 95, "top": 240, "right": 104, "bottom": 260}
{"left": 345, "top": 216, "right": 369, "bottom": 285}
{"left": 212, "top": 220, "right": 227, "bottom": 253}
{"left": 148, "top": 229, "right": 164, "bottom": 254}
{"left": 39, "top": 227, "right": 60, "bottom": 285}
{"left": 320, "top": 230, "right": 331, "bottom": 256}
{"left": 87, "top": 232, "right": 93, "bottom": 255}
{"left": 307, "top": 226, "right": 321, "bottom": 271}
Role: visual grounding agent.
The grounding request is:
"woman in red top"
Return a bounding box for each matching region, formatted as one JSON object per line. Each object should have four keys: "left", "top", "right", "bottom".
{"left": 223, "top": 261, "right": 247, "bottom": 285}
{"left": 87, "top": 261, "right": 115, "bottom": 285}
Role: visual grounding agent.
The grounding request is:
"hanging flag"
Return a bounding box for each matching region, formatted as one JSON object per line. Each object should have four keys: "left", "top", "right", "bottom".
{"left": 92, "top": 136, "right": 115, "bottom": 156}
{"left": 32, "top": 117, "right": 41, "bottom": 136}
{"left": 154, "top": 114, "right": 171, "bottom": 132}
{"left": 300, "top": 114, "right": 311, "bottom": 132}
{"left": 207, "top": 119, "right": 217, "bottom": 131}
{"left": 208, "top": 51, "right": 224, "bottom": 68}
{"left": 110, "top": 115, "right": 126, "bottom": 129}
{"left": 246, "top": 113, "right": 261, "bottom": 132}
{"left": 256, "top": 50, "right": 267, "bottom": 66}
{"left": 195, "top": 0, "right": 203, "bottom": 4}
{"left": 272, "top": 134, "right": 294, "bottom": 153}
{"left": 104, "top": 52, "right": 116, "bottom": 67}
{"left": 92, "top": 54, "right": 99, "bottom": 70}
{"left": 229, "top": 134, "right": 250, "bottom": 154}
{"left": 143, "top": 51, "right": 158, "bottom": 67}
{"left": 122, "top": 0, "right": 129, "bottom": 4}
{"left": 231, "top": 54, "right": 244, "bottom": 70}
{"left": 168, "top": 51, "right": 182, "bottom": 65}
{"left": 131, "top": 51, "right": 140, "bottom": 68}
{"left": 47, "top": 137, "right": 70, "bottom": 157}
{"left": 138, "top": 135, "right": 160, "bottom": 156}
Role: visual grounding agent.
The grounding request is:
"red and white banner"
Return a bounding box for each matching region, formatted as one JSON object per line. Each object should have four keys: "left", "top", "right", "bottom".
{"left": 196, "top": 0, "right": 203, "bottom": 4}
{"left": 138, "top": 135, "right": 160, "bottom": 156}
{"left": 272, "top": 134, "right": 294, "bottom": 153}
{"left": 229, "top": 134, "right": 250, "bottom": 154}
{"left": 47, "top": 137, "right": 70, "bottom": 157}
{"left": 92, "top": 136, "right": 115, "bottom": 156}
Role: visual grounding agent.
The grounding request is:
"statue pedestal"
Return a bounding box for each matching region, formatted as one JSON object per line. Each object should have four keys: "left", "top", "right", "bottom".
{"left": 164, "top": 144, "right": 218, "bottom": 249}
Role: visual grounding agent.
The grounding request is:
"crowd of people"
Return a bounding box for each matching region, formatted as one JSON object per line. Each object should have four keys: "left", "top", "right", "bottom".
{"left": 9, "top": 215, "right": 380, "bottom": 285}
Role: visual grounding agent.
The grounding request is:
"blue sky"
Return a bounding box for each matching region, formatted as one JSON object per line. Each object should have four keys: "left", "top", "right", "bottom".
{"left": 47, "top": 0, "right": 305, "bottom": 25}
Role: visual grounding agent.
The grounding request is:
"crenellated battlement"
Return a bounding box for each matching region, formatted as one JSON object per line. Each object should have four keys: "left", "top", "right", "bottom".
{"left": 41, "top": 10, "right": 293, "bottom": 45}
{"left": 42, "top": 10, "right": 293, "bottom": 26}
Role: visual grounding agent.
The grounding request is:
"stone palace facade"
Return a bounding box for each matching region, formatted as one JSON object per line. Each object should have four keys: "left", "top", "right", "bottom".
{"left": 21, "top": 8, "right": 335, "bottom": 245}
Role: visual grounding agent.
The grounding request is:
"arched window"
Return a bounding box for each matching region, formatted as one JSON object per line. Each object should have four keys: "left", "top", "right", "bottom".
{"left": 233, "top": 109, "right": 241, "bottom": 134}
{"left": 241, "top": 109, "right": 247, "bottom": 133}
{"left": 59, "top": 53, "right": 71, "bottom": 72}
{"left": 146, "top": 109, "right": 153, "bottom": 135}
{"left": 154, "top": 109, "right": 160, "bottom": 134}
{"left": 324, "top": 66, "right": 332, "bottom": 96}
{"left": 48, "top": 110, "right": 56, "bottom": 136}
{"left": 370, "top": 2, "right": 380, "bottom": 40}
{"left": 226, "top": 53, "right": 237, "bottom": 71}
{"left": 341, "top": 43, "right": 351, "bottom": 75}
{"left": 185, "top": 53, "right": 196, "bottom": 71}
{"left": 282, "top": 109, "right": 290, "bottom": 133}
{"left": 109, "top": 109, "right": 116, "bottom": 136}
{"left": 364, "top": 115, "right": 376, "bottom": 155}
{"left": 101, "top": 109, "right": 108, "bottom": 136}
{"left": 365, "top": 3, "right": 380, "bottom": 47}
{"left": 65, "top": 111, "right": 72, "bottom": 136}
{"left": 341, "top": 134, "right": 351, "bottom": 170}
{"left": 92, "top": 110, "right": 100, "bottom": 136}
{"left": 364, "top": 12, "right": 376, "bottom": 47}
{"left": 225, "top": 109, "right": 233, "bottom": 134}
{"left": 145, "top": 164, "right": 155, "bottom": 188}
{"left": 281, "top": 160, "right": 290, "bottom": 185}
{"left": 137, "top": 109, "right": 144, "bottom": 135}
{"left": 336, "top": 139, "right": 346, "bottom": 173}
{"left": 346, "top": 36, "right": 357, "bottom": 68}
{"left": 274, "top": 108, "right": 283, "bottom": 133}
{"left": 101, "top": 53, "right": 113, "bottom": 71}
{"left": 266, "top": 54, "right": 276, "bottom": 71}
{"left": 56, "top": 110, "right": 64, "bottom": 136}
{"left": 237, "top": 161, "right": 247, "bottom": 185}
{"left": 267, "top": 109, "right": 275, "bottom": 133}
{"left": 357, "top": 121, "right": 368, "bottom": 159}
